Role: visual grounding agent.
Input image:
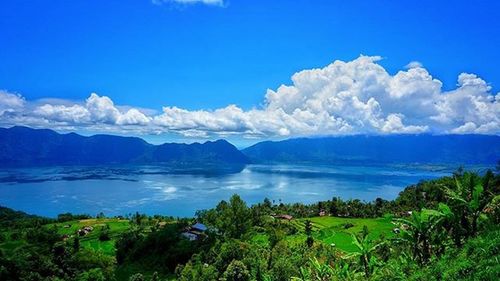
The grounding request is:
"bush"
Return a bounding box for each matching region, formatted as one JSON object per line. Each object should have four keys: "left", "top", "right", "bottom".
{"left": 223, "top": 260, "right": 250, "bottom": 281}
{"left": 343, "top": 222, "right": 354, "bottom": 229}
{"left": 75, "top": 268, "right": 106, "bottom": 281}
{"left": 99, "top": 230, "right": 110, "bottom": 241}
{"left": 129, "top": 273, "right": 144, "bottom": 281}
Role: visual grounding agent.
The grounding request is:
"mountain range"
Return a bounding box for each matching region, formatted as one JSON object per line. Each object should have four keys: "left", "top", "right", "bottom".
{"left": 0, "top": 126, "right": 248, "bottom": 167}
{"left": 0, "top": 126, "right": 499, "bottom": 167}
{"left": 242, "top": 134, "right": 500, "bottom": 165}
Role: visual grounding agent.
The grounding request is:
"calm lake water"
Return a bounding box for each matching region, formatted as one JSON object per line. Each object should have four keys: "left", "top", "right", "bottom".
{"left": 0, "top": 164, "right": 468, "bottom": 218}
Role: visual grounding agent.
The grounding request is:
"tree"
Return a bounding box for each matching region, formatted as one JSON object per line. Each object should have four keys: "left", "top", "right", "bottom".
{"left": 177, "top": 259, "right": 218, "bottom": 281}
{"left": 129, "top": 273, "right": 144, "bottom": 281}
{"left": 374, "top": 197, "right": 386, "bottom": 217}
{"left": 329, "top": 197, "right": 339, "bottom": 216}
{"left": 75, "top": 268, "right": 106, "bottom": 281}
{"left": 444, "top": 172, "right": 489, "bottom": 239}
{"left": 217, "top": 195, "right": 251, "bottom": 239}
{"left": 263, "top": 198, "right": 273, "bottom": 210}
{"left": 223, "top": 260, "right": 250, "bottom": 281}
{"left": 394, "top": 207, "right": 449, "bottom": 264}
{"left": 99, "top": 230, "right": 110, "bottom": 241}
{"left": 347, "top": 232, "right": 385, "bottom": 277}
{"left": 292, "top": 258, "right": 335, "bottom": 281}
{"left": 73, "top": 236, "right": 80, "bottom": 252}
{"left": 304, "top": 220, "right": 313, "bottom": 248}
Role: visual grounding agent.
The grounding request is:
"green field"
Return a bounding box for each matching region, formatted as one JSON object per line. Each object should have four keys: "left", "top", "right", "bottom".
{"left": 51, "top": 218, "right": 132, "bottom": 255}
{"left": 252, "top": 215, "right": 395, "bottom": 253}
{"left": 299, "top": 216, "right": 395, "bottom": 252}
{"left": 52, "top": 218, "right": 175, "bottom": 280}
{"left": 1, "top": 215, "right": 396, "bottom": 280}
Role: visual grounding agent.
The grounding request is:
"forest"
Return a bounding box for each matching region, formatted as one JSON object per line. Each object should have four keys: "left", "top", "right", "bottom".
{"left": 1, "top": 167, "right": 499, "bottom": 281}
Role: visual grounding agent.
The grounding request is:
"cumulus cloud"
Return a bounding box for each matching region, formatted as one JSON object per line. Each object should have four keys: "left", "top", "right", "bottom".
{"left": 0, "top": 90, "right": 25, "bottom": 115}
{"left": 0, "top": 56, "right": 499, "bottom": 138}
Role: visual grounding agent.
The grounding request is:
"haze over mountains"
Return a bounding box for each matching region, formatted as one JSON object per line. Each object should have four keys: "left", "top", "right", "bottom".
{"left": 0, "top": 126, "right": 499, "bottom": 167}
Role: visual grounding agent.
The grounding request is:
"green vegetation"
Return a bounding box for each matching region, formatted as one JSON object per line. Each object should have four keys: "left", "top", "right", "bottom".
{"left": 292, "top": 217, "right": 394, "bottom": 252}
{"left": 1, "top": 167, "right": 499, "bottom": 280}
{"left": 52, "top": 218, "right": 131, "bottom": 256}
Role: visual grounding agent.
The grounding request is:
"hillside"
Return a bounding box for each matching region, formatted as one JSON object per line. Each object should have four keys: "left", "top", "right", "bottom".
{"left": 243, "top": 134, "right": 500, "bottom": 165}
{"left": 1, "top": 168, "right": 499, "bottom": 281}
{"left": 0, "top": 126, "right": 249, "bottom": 167}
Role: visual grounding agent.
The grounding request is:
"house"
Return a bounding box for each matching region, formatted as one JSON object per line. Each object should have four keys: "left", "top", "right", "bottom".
{"left": 319, "top": 210, "right": 327, "bottom": 217}
{"left": 181, "top": 232, "right": 199, "bottom": 241}
{"left": 181, "top": 222, "right": 208, "bottom": 241}
{"left": 396, "top": 211, "right": 413, "bottom": 217}
{"left": 273, "top": 214, "right": 293, "bottom": 220}
{"left": 77, "top": 226, "right": 94, "bottom": 236}
{"left": 191, "top": 222, "right": 208, "bottom": 232}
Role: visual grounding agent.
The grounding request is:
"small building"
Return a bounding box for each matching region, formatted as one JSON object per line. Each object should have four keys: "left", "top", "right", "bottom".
{"left": 77, "top": 226, "right": 94, "bottom": 236}
{"left": 396, "top": 211, "right": 413, "bottom": 217}
{"left": 319, "top": 210, "right": 327, "bottom": 217}
{"left": 191, "top": 223, "right": 208, "bottom": 232}
{"left": 181, "top": 232, "right": 199, "bottom": 241}
{"left": 181, "top": 222, "right": 208, "bottom": 241}
{"left": 274, "top": 214, "right": 293, "bottom": 220}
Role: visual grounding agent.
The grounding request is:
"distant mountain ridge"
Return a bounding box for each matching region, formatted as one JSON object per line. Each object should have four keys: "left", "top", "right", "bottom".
{"left": 1, "top": 127, "right": 499, "bottom": 167}
{"left": 0, "top": 126, "right": 249, "bottom": 167}
{"left": 242, "top": 135, "right": 500, "bottom": 165}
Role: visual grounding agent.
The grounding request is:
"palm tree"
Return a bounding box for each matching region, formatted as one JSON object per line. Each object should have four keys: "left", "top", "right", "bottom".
{"left": 292, "top": 257, "right": 356, "bottom": 281}
{"left": 346, "top": 231, "right": 385, "bottom": 277}
{"left": 393, "top": 207, "right": 449, "bottom": 264}
{"left": 443, "top": 172, "right": 488, "bottom": 239}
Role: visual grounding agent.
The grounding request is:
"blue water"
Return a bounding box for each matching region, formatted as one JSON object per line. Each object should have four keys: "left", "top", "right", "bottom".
{"left": 0, "top": 164, "right": 461, "bottom": 217}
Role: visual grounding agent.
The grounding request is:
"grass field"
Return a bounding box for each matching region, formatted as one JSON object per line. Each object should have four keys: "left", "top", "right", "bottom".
{"left": 52, "top": 218, "right": 175, "bottom": 280}
{"left": 298, "top": 216, "right": 395, "bottom": 252}
{"left": 51, "top": 218, "right": 132, "bottom": 255}
{"left": 252, "top": 215, "right": 395, "bottom": 253}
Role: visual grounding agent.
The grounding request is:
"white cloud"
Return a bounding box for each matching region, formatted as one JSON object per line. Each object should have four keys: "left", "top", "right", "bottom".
{"left": 381, "top": 114, "right": 428, "bottom": 134}
{"left": 405, "top": 61, "right": 423, "bottom": 69}
{"left": 152, "top": 0, "right": 224, "bottom": 6}
{"left": 0, "top": 55, "right": 499, "bottom": 138}
{"left": 0, "top": 90, "right": 25, "bottom": 115}
{"left": 20, "top": 93, "right": 151, "bottom": 130}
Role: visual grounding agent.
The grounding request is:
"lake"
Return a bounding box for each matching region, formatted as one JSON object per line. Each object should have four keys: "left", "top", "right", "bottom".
{"left": 0, "top": 164, "right": 470, "bottom": 218}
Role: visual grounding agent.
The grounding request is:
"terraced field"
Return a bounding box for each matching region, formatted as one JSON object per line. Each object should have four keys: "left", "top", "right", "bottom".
{"left": 300, "top": 216, "right": 395, "bottom": 252}
{"left": 51, "top": 218, "right": 132, "bottom": 255}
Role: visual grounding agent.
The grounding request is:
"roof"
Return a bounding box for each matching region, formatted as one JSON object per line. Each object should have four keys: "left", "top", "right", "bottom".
{"left": 192, "top": 223, "right": 208, "bottom": 232}
{"left": 274, "top": 214, "right": 293, "bottom": 220}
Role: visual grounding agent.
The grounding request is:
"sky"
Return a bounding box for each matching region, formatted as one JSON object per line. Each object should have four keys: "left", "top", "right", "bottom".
{"left": 1, "top": 0, "right": 499, "bottom": 146}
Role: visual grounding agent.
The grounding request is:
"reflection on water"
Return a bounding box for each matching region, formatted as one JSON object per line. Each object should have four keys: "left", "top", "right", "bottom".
{"left": 0, "top": 164, "right": 473, "bottom": 218}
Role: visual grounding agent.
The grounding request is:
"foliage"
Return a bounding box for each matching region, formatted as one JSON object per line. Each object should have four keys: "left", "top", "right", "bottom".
{"left": 223, "top": 260, "right": 251, "bottom": 281}
{"left": 1, "top": 168, "right": 499, "bottom": 281}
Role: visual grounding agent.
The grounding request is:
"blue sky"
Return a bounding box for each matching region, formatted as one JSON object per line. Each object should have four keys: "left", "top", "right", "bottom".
{"left": 1, "top": 0, "right": 499, "bottom": 146}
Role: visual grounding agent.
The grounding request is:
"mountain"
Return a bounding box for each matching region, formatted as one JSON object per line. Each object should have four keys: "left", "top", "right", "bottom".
{"left": 242, "top": 134, "right": 500, "bottom": 165}
{"left": 0, "top": 126, "right": 249, "bottom": 167}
